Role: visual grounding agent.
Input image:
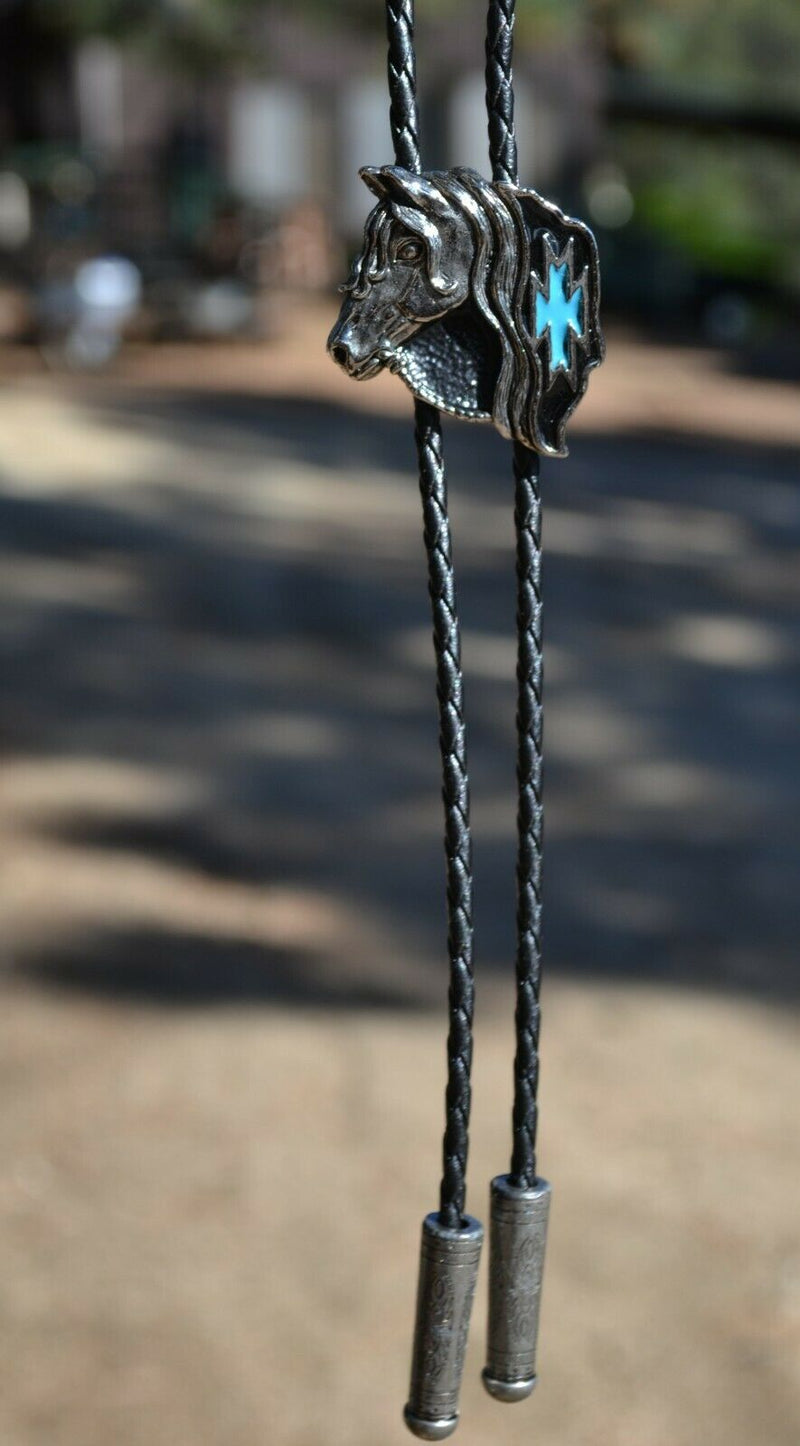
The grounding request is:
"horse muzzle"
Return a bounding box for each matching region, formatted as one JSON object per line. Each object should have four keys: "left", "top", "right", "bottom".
{"left": 327, "top": 316, "right": 384, "bottom": 381}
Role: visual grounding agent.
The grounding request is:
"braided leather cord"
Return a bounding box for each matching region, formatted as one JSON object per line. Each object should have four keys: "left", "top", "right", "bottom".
{"left": 415, "top": 402, "right": 475, "bottom": 1228}
{"left": 386, "top": 0, "right": 422, "bottom": 173}
{"left": 510, "top": 442, "right": 543, "bottom": 1188}
{"left": 385, "top": 2, "right": 475, "bottom": 1228}
{"left": 486, "top": 0, "right": 544, "bottom": 1188}
{"left": 485, "top": 0, "right": 518, "bottom": 187}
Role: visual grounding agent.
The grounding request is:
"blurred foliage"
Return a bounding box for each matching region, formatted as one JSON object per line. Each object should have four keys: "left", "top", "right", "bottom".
{"left": 596, "top": 2, "right": 800, "bottom": 295}
{"left": 32, "top": 0, "right": 264, "bottom": 70}
{"left": 27, "top": 0, "right": 800, "bottom": 300}
{"left": 31, "top": 0, "right": 800, "bottom": 103}
{"left": 623, "top": 131, "right": 800, "bottom": 294}
{"left": 592, "top": 0, "right": 800, "bottom": 107}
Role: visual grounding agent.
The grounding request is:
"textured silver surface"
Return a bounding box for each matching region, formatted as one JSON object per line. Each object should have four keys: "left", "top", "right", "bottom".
{"left": 402, "top": 1408, "right": 459, "bottom": 1441}
{"left": 404, "top": 1212, "right": 483, "bottom": 1439}
{"left": 328, "top": 165, "right": 603, "bottom": 458}
{"left": 482, "top": 1174, "right": 550, "bottom": 1401}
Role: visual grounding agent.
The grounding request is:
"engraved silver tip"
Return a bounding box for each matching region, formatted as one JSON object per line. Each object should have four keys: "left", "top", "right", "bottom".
{"left": 403, "top": 1406, "right": 459, "bottom": 1440}
{"left": 481, "top": 1369, "right": 537, "bottom": 1402}
{"left": 484, "top": 1175, "right": 551, "bottom": 1406}
{"left": 405, "top": 1211, "right": 483, "bottom": 1440}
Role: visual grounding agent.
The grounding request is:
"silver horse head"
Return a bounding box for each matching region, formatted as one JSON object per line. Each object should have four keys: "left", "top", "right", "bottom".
{"left": 328, "top": 165, "right": 604, "bottom": 458}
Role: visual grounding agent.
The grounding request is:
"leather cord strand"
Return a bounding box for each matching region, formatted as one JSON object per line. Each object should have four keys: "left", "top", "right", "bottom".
{"left": 486, "top": 0, "right": 544, "bottom": 1188}
{"left": 385, "top": 1, "right": 475, "bottom": 1228}
{"left": 485, "top": 0, "right": 519, "bottom": 187}
{"left": 415, "top": 401, "right": 475, "bottom": 1229}
{"left": 509, "top": 442, "right": 543, "bottom": 1188}
{"left": 386, "top": 0, "right": 422, "bottom": 173}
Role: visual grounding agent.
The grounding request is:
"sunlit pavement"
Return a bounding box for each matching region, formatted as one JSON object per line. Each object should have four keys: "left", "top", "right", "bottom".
{"left": 0, "top": 312, "right": 798, "bottom": 1446}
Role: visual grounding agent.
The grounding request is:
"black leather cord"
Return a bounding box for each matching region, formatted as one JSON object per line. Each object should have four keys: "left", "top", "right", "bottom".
{"left": 485, "top": 0, "right": 518, "bottom": 187}
{"left": 510, "top": 442, "right": 543, "bottom": 1188}
{"left": 386, "top": 0, "right": 422, "bottom": 174}
{"left": 486, "top": 0, "right": 544, "bottom": 1188}
{"left": 415, "top": 401, "right": 475, "bottom": 1229}
{"left": 386, "top": 0, "right": 475, "bottom": 1228}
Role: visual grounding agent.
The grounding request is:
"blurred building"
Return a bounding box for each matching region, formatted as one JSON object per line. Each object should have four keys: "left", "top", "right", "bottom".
{"left": 0, "top": 3, "right": 603, "bottom": 253}
{"left": 0, "top": 1, "right": 797, "bottom": 348}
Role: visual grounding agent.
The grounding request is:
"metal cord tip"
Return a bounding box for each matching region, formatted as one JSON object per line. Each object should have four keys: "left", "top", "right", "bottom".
{"left": 483, "top": 1175, "right": 551, "bottom": 1404}
{"left": 403, "top": 1406, "right": 460, "bottom": 1440}
{"left": 404, "top": 1212, "right": 483, "bottom": 1439}
{"left": 481, "top": 1369, "right": 537, "bottom": 1402}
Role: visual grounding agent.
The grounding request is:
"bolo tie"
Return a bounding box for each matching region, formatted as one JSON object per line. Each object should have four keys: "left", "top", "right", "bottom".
{"left": 328, "top": 2, "right": 604, "bottom": 1438}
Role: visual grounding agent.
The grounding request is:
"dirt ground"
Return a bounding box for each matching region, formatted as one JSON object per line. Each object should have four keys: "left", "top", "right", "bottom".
{"left": 0, "top": 304, "right": 799, "bottom": 1446}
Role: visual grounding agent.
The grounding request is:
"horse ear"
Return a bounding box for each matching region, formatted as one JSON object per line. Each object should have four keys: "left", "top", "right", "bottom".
{"left": 360, "top": 165, "right": 442, "bottom": 212}
{"left": 360, "top": 166, "right": 391, "bottom": 199}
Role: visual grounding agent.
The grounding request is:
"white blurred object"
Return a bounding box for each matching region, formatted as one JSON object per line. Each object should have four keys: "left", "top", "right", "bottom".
{"left": 229, "top": 82, "right": 311, "bottom": 206}
{"left": 339, "top": 80, "right": 393, "bottom": 230}
{"left": 40, "top": 256, "right": 142, "bottom": 368}
{"left": 74, "top": 256, "right": 142, "bottom": 315}
{"left": 585, "top": 163, "right": 634, "bottom": 229}
{"left": 0, "top": 172, "right": 31, "bottom": 250}
{"left": 183, "top": 279, "right": 254, "bottom": 338}
{"left": 75, "top": 38, "right": 124, "bottom": 158}
{"left": 71, "top": 255, "right": 142, "bottom": 365}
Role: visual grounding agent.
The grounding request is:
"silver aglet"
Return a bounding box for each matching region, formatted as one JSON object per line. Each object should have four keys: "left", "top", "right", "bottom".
{"left": 482, "top": 1174, "right": 551, "bottom": 1402}
{"left": 403, "top": 1211, "right": 484, "bottom": 1439}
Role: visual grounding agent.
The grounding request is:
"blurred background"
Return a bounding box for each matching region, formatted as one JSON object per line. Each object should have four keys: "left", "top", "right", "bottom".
{"left": 0, "top": 3, "right": 798, "bottom": 1445}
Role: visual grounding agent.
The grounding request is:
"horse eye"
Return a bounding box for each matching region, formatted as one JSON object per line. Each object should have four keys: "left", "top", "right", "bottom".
{"left": 396, "top": 237, "right": 424, "bottom": 264}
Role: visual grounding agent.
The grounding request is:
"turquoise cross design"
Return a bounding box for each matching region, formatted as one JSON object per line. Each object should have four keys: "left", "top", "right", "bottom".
{"left": 534, "top": 242, "right": 585, "bottom": 379}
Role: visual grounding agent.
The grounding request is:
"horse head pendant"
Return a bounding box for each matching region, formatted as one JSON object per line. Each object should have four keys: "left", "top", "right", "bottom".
{"left": 328, "top": 165, "right": 604, "bottom": 458}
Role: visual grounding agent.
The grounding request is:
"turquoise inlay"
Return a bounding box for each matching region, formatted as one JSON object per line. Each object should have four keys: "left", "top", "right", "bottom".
{"left": 535, "top": 261, "right": 583, "bottom": 373}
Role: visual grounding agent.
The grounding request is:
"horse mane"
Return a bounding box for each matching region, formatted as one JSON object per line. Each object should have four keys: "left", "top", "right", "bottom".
{"left": 435, "top": 168, "right": 543, "bottom": 448}
{"left": 372, "top": 165, "right": 548, "bottom": 449}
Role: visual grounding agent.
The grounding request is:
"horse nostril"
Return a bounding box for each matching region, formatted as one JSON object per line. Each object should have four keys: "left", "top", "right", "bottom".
{"left": 331, "top": 342, "right": 350, "bottom": 369}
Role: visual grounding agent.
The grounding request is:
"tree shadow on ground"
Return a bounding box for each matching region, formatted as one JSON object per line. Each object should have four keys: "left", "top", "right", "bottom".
{"left": 2, "top": 386, "right": 799, "bottom": 1006}
{"left": 21, "top": 930, "right": 419, "bottom": 1011}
